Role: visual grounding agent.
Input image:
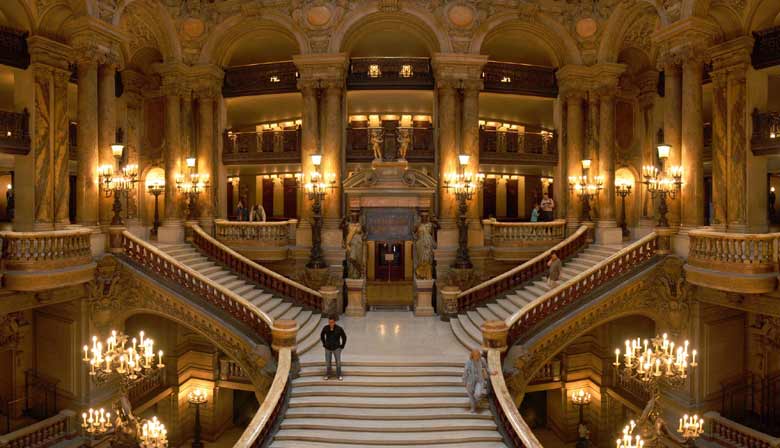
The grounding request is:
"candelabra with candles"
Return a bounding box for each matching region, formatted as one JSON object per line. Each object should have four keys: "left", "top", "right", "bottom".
{"left": 187, "top": 388, "right": 208, "bottom": 448}
{"left": 81, "top": 407, "right": 112, "bottom": 435}
{"left": 303, "top": 154, "right": 337, "bottom": 269}
{"left": 568, "top": 159, "right": 603, "bottom": 221}
{"left": 616, "top": 180, "right": 633, "bottom": 238}
{"left": 571, "top": 389, "right": 592, "bottom": 425}
{"left": 139, "top": 416, "right": 168, "bottom": 448}
{"left": 82, "top": 330, "right": 165, "bottom": 387}
{"left": 147, "top": 179, "right": 164, "bottom": 238}
{"left": 99, "top": 129, "right": 138, "bottom": 226}
{"left": 443, "top": 154, "right": 483, "bottom": 269}
{"left": 642, "top": 140, "right": 683, "bottom": 228}
{"left": 176, "top": 157, "right": 210, "bottom": 221}
{"left": 617, "top": 421, "right": 645, "bottom": 448}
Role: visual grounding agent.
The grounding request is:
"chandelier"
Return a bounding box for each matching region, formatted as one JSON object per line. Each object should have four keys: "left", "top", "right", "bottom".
{"left": 139, "top": 416, "right": 168, "bottom": 448}
{"left": 81, "top": 407, "right": 112, "bottom": 435}
{"left": 82, "top": 330, "right": 164, "bottom": 386}
{"left": 678, "top": 414, "right": 704, "bottom": 440}
{"left": 613, "top": 333, "right": 697, "bottom": 386}
{"left": 617, "top": 421, "right": 644, "bottom": 448}
{"left": 568, "top": 159, "right": 603, "bottom": 221}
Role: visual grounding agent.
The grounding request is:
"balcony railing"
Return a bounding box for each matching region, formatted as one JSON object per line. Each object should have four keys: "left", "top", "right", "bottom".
{"left": 127, "top": 369, "right": 166, "bottom": 407}
{"left": 487, "top": 350, "right": 543, "bottom": 448}
{"left": 483, "top": 61, "right": 557, "bottom": 97}
{"left": 223, "top": 127, "right": 301, "bottom": 165}
{"left": 528, "top": 357, "right": 562, "bottom": 385}
{"left": 235, "top": 347, "right": 291, "bottom": 447}
{"left": 484, "top": 219, "right": 566, "bottom": 247}
{"left": 479, "top": 125, "right": 557, "bottom": 165}
{"left": 686, "top": 230, "right": 780, "bottom": 294}
{"left": 347, "top": 57, "right": 434, "bottom": 90}
{"left": 219, "top": 358, "right": 250, "bottom": 383}
{"left": 214, "top": 219, "right": 295, "bottom": 261}
{"left": 0, "top": 110, "right": 30, "bottom": 155}
{"left": 0, "top": 409, "right": 75, "bottom": 448}
{"left": 0, "top": 26, "right": 29, "bottom": 70}
{"left": 0, "top": 228, "right": 94, "bottom": 292}
{"left": 346, "top": 122, "right": 434, "bottom": 163}
{"left": 704, "top": 411, "right": 780, "bottom": 448}
{"left": 753, "top": 26, "right": 780, "bottom": 70}
{"left": 752, "top": 110, "right": 780, "bottom": 156}
{"left": 222, "top": 61, "right": 299, "bottom": 97}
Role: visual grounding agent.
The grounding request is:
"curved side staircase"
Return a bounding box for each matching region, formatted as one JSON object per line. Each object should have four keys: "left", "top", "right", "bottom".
{"left": 269, "top": 360, "right": 507, "bottom": 448}
{"left": 156, "top": 242, "right": 325, "bottom": 354}
{"left": 451, "top": 244, "right": 618, "bottom": 350}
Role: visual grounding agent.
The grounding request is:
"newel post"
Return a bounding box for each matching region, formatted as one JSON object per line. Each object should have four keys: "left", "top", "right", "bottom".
{"left": 481, "top": 320, "right": 509, "bottom": 353}
{"left": 319, "top": 285, "right": 340, "bottom": 317}
{"left": 271, "top": 319, "right": 298, "bottom": 354}
{"left": 439, "top": 285, "right": 461, "bottom": 321}
{"left": 108, "top": 226, "right": 125, "bottom": 253}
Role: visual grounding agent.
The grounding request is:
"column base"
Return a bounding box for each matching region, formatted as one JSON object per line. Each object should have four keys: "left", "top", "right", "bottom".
{"left": 595, "top": 222, "right": 623, "bottom": 245}
{"left": 158, "top": 220, "right": 185, "bottom": 243}
{"left": 344, "top": 278, "right": 366, "bottom": 317}
{"left": 413, "top": 278, "right": 435, "bottom": 317}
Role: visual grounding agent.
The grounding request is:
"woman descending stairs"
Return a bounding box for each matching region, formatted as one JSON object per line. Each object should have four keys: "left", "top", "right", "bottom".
{"left": 156, "top": 243, "right": 325, "bottom": 354}
{"left": 451, "top": 244, "right": 618, "bottom": 351}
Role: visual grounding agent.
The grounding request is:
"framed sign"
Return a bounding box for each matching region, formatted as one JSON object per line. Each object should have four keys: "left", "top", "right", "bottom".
{"left": 365, "top": 208, "right": 415, "bottom": 241}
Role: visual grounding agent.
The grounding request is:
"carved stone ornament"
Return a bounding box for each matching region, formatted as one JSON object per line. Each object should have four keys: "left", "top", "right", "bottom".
{"left": 0, "top": 312, "right": 29, "bottom": 351}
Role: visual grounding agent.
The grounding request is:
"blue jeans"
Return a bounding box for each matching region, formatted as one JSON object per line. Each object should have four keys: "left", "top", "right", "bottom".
{"left": 325, "top": 348, "right": 342, "bottom": 377}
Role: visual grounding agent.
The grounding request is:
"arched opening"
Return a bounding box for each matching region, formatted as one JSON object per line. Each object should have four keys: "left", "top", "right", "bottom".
{"left": 224, "top": 29, "right": 298, "bottom": 67}
{"left": 480, "top": 29, "right": 558, "bottom": 67}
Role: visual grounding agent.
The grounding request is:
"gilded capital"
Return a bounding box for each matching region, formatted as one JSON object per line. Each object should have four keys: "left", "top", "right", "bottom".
{"left": 28, "top": 36, "right": 72, "bottom": 72}
{"left": 710, "top": 36, "right": 754, "bottom": 73}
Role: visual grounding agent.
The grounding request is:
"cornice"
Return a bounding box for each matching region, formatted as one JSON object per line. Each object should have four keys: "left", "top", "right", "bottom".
{"left": 431, "top": 52, "right": 488, "bottom": 83}
{"left": 709, "top": 35, "right": 754, "bottom": 71}
{"left": 28, "top": 36, "right": 72, "bottom": 72}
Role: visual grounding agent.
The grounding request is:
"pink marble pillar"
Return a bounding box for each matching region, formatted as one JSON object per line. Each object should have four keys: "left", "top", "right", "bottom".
{"left": 710, "top": 70, "right": 728, "bottom": 230}
{"left": 598, "top": 91, "right": 616, "bottom": 225}
{"left": 565, "top": 91, "right": 586, "bottom": 231}
{"left": 681, "top": 57, "right": 705, "bottom": 229}
{"left": 98, "top": 63, "right": 117, "bottom": 225}
{"left": 299, "top": 81, "right": 319, "bottom": 224}
{"left": 163, "top": 90, "right": 182, "bottom": 223}
{"left": 437, "top": 80, "right": 459, "bottom": 221}
{"left": 53, "top": 68, "right": 70, "bottom": 226}
{"left": 663, "top": 61, "right": 682, "bottom": 228}
{"left": 76, "top": 59, "right": 100, "bottom": 226}
{"left": 727, "top": 67, "right": 748, "bottom": 231}
{"left": 321, "top": 81, "right": 343, "bottom": 222}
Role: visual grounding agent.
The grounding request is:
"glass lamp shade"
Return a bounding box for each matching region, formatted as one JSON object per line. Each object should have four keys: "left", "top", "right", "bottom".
{"left": 311, "top": 154, "right": 322, "bottom": 166}
{"left": 111, "top": 144, "right": 124, "bottom": 158}
{"left": 657, "top": 143, "right": 671, "bottom": 159}
{"left": 581, "top": 159, "right": 592, "bottom": 170}
{"left": 458, "top": 154, "right": 470, "bottom": 166}
{"left": 186, "top": 157, "right": 196, "bottom": 168}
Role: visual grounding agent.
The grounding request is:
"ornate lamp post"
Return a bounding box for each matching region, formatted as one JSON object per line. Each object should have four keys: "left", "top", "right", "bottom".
{"left": 147, "top": 179, "right": 164, "bottom": 238}
{"left": 304, "top": 154, "right": 336, "bottom": 269}
{"left": 443, "top": 154, "right": 482, "bottom": 269}
{"left": 99, "top": 129, "right": 138, "bottom": 226}
{"left": 176, "top": 157, "right": 210, "bottom": 221}
{"left": 642, "top": 141, "right": 683, "bottom": 228}
{"left": 570, "top": 389, "right": 591, "bottom": 425}
{"left": 616, "top": 179, "right": 633, "bottom": 238}
{"left": 187, "top": 388, "right": 207, "bottom": 448}
{"left": 568, "top": 159, "right": 603, "bottom": 221}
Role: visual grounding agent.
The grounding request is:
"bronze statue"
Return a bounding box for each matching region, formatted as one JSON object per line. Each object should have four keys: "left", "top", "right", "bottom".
{"left": 369, "top": 128, "right": 384, "bottom": 161}
{"left": 397, "top": 128, "right": 411, "bottom": 160}
{"left": 413, "top": 210, "right": 438, "bottom": 280}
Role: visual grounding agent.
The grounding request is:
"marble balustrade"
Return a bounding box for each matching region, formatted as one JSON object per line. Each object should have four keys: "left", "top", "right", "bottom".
{"left": 0, "top": 410, "right": 76, "bottom": 448}
{"left": 704, "top": 411, "right": 780, "bottom": 448}
{"left": 484, "top": 219, "right": 566, "bottom": 247}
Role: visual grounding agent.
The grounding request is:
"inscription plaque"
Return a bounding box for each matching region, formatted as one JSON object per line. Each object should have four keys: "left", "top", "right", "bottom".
{"left": 365, "top": 208, "right": 415, "bottom": 241}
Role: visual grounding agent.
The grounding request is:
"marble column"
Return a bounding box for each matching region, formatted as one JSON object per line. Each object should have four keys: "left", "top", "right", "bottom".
{"left": 31, "top": 65, "right": 54, "bottom": 229}
{"left": 437, "top": 80, "right": 459, "bottom": 223}
{"left": 53, "top": 68, "right": 70, "bottom": 226}
{"left": 462, "top": 80, "right": 481, "bottom": 221}
{"left": 98, "top": 63, "right": 117, "bottom": 225}
{"left": 122, "top": 70, "right": 146, "bottom": 228}
{"left": 727, "top": 66, "right": 748, "bottom": 231}
{"left": 298, "top": 81, "right": 319, "bottom": 229}
{"left": 565, "top": 91, "right": 586, "bottom": 232}
{"left": 662, "top": 60, "right": 682, "bottom": 228}
{"left": 161, "top": 84, "right": 183, "bottom": 230}
{"left": 321, "top": 81, "right": 343, "bottom": 223}
{"left": 680, "top": 55, "right": 705, "bottom": 229}
{"left": 710, "top": 70, "right": 728, "bottom": 230}
{"left": 76, "top": 59, "right": 100, "bottom": 226}
{"left": 637, "top": 71, "right": 658, "bottom": 223}
{"left": 196, "top": 92, "right": 216, "bottom": 231}
{"left": 597, "top": 91, "right": 616, "bottom": 226}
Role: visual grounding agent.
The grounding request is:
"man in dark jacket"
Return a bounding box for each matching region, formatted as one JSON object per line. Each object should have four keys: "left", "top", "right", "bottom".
{"left": 320, "top": 317, "right": 347, "bottom": 380}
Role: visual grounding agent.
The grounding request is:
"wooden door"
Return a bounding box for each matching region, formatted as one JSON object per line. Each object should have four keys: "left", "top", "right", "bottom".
{"left": 375, "top": 241, "right": 404, "bottom": 281}
{"left": 262, "top": 178, "right": 274, "bottom": 217}
{"left": 283, "top": 178, "right": 298, "bottom": 219}
{"left": 506, "top": 179, "right": 519, "bottom": 218}
{"left": 483, "top": 178, "right": 497, "bottom": 219}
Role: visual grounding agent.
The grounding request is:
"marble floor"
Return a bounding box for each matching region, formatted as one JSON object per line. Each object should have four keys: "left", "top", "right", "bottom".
{"left": 178, "top": 426, "right": 244, "bottom": 448}
{"left": 300, "top": 310, "right": 470, "bottom": 363}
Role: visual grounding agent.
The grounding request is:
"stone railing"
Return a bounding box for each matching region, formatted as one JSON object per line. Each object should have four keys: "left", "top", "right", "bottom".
{"left": 0, "top": 409, "right": 75, "bottom": 448}
{"left": 529, "top": 357, "right": 562, "bottom": 384}
{"left": 704, "top": 411, "right": 780, "bottom": 448}
{"left": 189, "top": 224, "right": 323, "bottom": 312}
{"left": 127, "top": 368, "right": 166, "bottom": 406}
{"left": 488, "top": 349, "right": 543, "bottom": 448}
{"left": 507, "top": 232, "right": 659, "bottom": 346}
{"left": 214, "top": 219, "right": 296, "bottom": 261}
{"left": 121, "top": 230, "right": 274, "bottom": 343}
{"left": 234, "top": 347, "right": 291, "bottom": 447}
{"left": 0, "top": 109, "right": 30, "bottom": 155}
{"left": 485, "top": 219, "right": 566, "bottom": 247}
{"left": 0, "top": 228, "right": 95, "bottom": 291}
{"left": 219, "top": 358, "right": 249, "bottom": 382}
{"left": 454, "top": 226, "right": 589, "bottom": 313}
{"left": 685, "top": 230, "right": 780, "bottom": 294}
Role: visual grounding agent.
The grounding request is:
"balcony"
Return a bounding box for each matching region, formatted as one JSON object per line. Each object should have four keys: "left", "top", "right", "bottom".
{"left": 483, "top": 219, "right": 566, "bottom": 261}
{"left": 0, "top": 26, "right": 29, "bottom": 70}
{"left": 214, "top": 219, "right": 297, "bottom": 261}
{"left": 752, "top": 25, "right": 780, "bottom": 70}
{"left": 752, "top": 110, "right": 780, "bottom": 156}
{"left": 347, "top": 57, "right": 433, "bottom": 90}
{"left": 0, "top": 110, "right": 30, "bottom": 156}
{"left": 479, "top": 121, "right": 557, "bottom": 165}
{"left": 222, "top": 125, "right": 301, "bottom": 165}
{"left": 346, "top": 116, "right": 434, "bottom": 163}
{"left": 222, "top": 61, "right": 299, "bottom": 97}
{"left": 482, "top": 61, "right": 557, "bottom": 97}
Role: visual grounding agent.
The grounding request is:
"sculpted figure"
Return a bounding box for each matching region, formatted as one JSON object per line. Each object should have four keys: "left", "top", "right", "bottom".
{"left": 397, "top": 128, "right": 411, "bottom": 160}
{"left": 342, "top": 210, "right": 366, "bottom": 279}
{"left": 413, "top": 211, "right": 438, "bottom": 280}
{"left": 369, "top": 128, "right": 384, "bottom": 160}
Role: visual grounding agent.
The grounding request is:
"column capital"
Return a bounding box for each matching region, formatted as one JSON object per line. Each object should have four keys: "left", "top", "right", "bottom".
{"left": 710, "top": 36, "right": 754, "bottom": 73}
{"left": 28, "top": 36, "right": 72, "bottom": 73}
{"left": 431, "top": 53, "right": 488, "bottom": 84}
{"left": 292, "top": 53, "right": 349, "bottom": 84}
{"left": 122, "top": 69, "right": 147, "bottom": 97}
{"left": 158, "top": 63, "right": 191, "bottom": 97}
{"left": 591, "top": 63, "right": 626, "bottom": 92}
{"left": 653, "top": 17, "right": 719, "bottom": 69}
{"left": 188, "top": 65, "right": 224, "bottom": 99}
{"left": 67, "top": 16, "right": 125, "bottom": 68}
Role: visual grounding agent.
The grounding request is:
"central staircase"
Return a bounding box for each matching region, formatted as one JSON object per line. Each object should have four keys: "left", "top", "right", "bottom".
{"left": 156, "top": 242, "right": 325, "bottom": 354}
{"left": 451, "top": 244, "right": 618, "bottom": 350}
{"left": 270, "top": 360, "right": 507, "bottom": 448}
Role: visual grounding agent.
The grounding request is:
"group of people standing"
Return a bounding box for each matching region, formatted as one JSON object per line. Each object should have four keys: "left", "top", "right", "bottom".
{"left": 234, "top": 200, "right": 267, "bottom": 222}
{"left": 530, "top": 192, "right": 555, "bottom": 222}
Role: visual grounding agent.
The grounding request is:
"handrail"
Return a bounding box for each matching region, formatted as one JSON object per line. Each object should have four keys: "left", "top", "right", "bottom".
{"left": 234, "top": 347, "right": 291, "bottom": 447}
{"left": 189, "top": 224, "right": 323, "bottom": 312}
{"left": 0, "top": 228, "right": 92, "bottom": 270}
{"left": 688, "top": 229, "right": 780, "bottom": 274}
{"left": 506, "top": 232, "right": 659, "bottom": 346}
{"left": 120, "top": 230, "right": 274, "bottom": 343}
{"left": 704, "top": 411, "right": 780, "bottom": 448}
{"left": 457, "top": 226, "right": 588, "bottom": 312}
{"left": 0, "top": 409, "right": 75, "bottom": 448}
{"left": 488, "top": 350, "right": 543, "bottom": 448}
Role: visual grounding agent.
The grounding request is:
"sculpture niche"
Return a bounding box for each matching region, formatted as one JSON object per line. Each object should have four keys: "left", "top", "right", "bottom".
{"left": 413, "top": 211, "right": 438, "bottom": 280}
{"left": 342, "top": 210, "right": 367, "bottom": 279}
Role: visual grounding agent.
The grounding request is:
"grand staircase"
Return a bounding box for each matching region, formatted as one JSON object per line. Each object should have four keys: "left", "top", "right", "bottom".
{"left": 156, "top": 242, "right": 325, "bottom": 354}
{"left": 451, "top": 244, "right": 618, "bottom": 350}
{"left": 269, "top": 359, "right": 508, "bottom": 448}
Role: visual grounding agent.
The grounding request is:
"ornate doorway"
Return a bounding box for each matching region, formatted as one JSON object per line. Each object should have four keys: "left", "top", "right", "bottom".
{"left": 375, "top": 241, "right": 404, "bottom": 281}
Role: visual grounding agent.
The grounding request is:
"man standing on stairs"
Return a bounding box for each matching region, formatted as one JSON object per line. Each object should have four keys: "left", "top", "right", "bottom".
{"left": 320, "top": 317, "right": 347, "bottom": 381}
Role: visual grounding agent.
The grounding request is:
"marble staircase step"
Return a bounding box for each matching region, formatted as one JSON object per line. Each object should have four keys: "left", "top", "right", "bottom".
{"left": 296, "top": 314, "right": 320, "bottom": 341}
{"left": 220, "top": 278, "right": 247, "bottom": 290}
{"left": 189, "top": 261, "right": 217, "bottom": 271}
{"left": 449, "top": 319, "right": 480, "bottom": 351}
{"left": 292, "top": 376, "right": 463, "bottom": 387}
{"left": 514, "top": 289, "right": 537, "bottom": 303}
{"left": 457, "top": 314, "right": 483, "bottom": 343}
{"left": 291, "top": 385, "right": 467, "bottom": 398}
{"left": 270, "top": 442, "right": 507, "bottom": 448}
{"left": 283, "top": 407, "right": 494, "bottom": 421}
{"left": 233, "top": 284, "right": 256, "bottom": 296}
{"left": 269, "top": 301, "right": 293, "bottom": 320}
{"left": 299, "top": 360, "right": 463, "bottom": 368}
{"left": 525, "top": 285, "right": 547, "bottom": 296}
{"left": 495, "top": 298, "right": 518, "bottom": 314}
{"left": 531, "top": 281, "right": 551, "bottom": 291}
{"left": 273, "top": 428, "right": 503, "bottom": 445}
{"left": 259, "top": 298, "right": 283, "bottom": 314}
{"left": 466, "top": 311, "right": 485, "bottom": 328}
{"left": 298, "top": 318, "right": 326, "bottom": 354}
{"left": 279, "top": 417, "right": 497, "bottom": 432}
{"left": 475, "top": 307, "right": 500, "bottom": 323}
{"left": 288, "top": 395, "right": 473, "bottom": 408}
{"left": 505, "top": 294, "right": 530, "bottom": 308}
{"left": 280, "top": 306, "right": 302, "bottom": 322}
{"left": 298, "top": 366, "right": 463, "bottom": 378}
{"left": 485, "top": 303, "right": 510, "bottom": 320}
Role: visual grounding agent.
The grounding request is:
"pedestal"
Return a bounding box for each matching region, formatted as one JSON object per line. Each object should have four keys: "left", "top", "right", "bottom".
{"left": 583, "top": 221, "right": 596, "bottom": 243}
{"left": 480, "top": 320, "right": 509, "bottom": 353}
{"left": 158, "top": 221, "right": 185, "bottom": 243}
{"left": 319, "top": 286, "right": 341, "bottom": 318}
{"left": 184, "top": 220, "right": 199, "bottom": 241}
{"left": 413, "top": 278, "right": 435, "bottom": 317}
{"left": 107, "top": 225, "right": 126, "bottom": 254}
{"left": 345, "top": 278, "right": 366, "bottom": 317}
{"left": 271, "top": 319, "right": 299, "bottom": 353}
{"left": 439, "top": 285, "right": 461, "bottom": 321}
{"left": 89, "top": 227, "right": 107, "bottom": 256}
{"left": 655, "top": 227, "right": 675, "bottom": 255}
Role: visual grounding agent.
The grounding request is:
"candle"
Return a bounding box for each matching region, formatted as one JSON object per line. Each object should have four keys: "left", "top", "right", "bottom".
{"left": 655, "top": 359, "right": 661, "bottom": 375}
{"left": 615, "top": 349, "right": 620, "bottom": 365}
{"left": 82, "top": 412, "right": 87, "bottom": 426}
{"left": 139, "top": 331, "right": 144, "bottom": 348}
{"left": 692, "top": 350, "right": 697, "bottom": 365}
{"left": 158, "top": 350, "right": 163, "bottom": 366}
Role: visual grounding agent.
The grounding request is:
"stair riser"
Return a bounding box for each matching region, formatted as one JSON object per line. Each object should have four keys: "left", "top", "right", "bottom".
{"left": 279, "top": 424, "right": 497, "bottom": 433}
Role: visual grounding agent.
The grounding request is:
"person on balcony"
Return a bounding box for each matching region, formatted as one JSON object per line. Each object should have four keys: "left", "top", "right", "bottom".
{"left": 540, "top": 193, "right": 555, "bottom": 221}
{"left": 530, "top": 203, "right": 540, "bottom": 222}
{"left": 250, "top": 204, "right": 267, "bottom": 222}
{"left": 236, "top": 200, "right": 245, "bottom": 221}
{"left": 320, "top": 317, "right": 347, "bottom": 381}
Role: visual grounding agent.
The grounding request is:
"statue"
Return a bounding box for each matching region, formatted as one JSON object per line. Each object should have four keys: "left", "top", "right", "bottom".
{"left": 370, "top": 128, "right": 384, "bottom": 160}
{"left": 342, "top": 210, "right": 366, "bottom": 279}
{"left": 397, "top": 128, "right": 411, "bottom": 160}
{"left": 110, "top": 395, "right": 142, "bottom": 447}
{"left": 413, "top": 211, "right": 438, "bottom": 280}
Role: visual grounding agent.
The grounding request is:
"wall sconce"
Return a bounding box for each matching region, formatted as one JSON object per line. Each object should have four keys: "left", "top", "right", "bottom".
{"left": 368, "top": 64, "right": 382, "bottom": 78}
{"left": 111, "top": 128, "right": 124, "bottom": 159}
{"left": 399, "top": 64, "right": 413, "bottom": 78}
{"left": 311, "top": 154, "right": 322, "bottom": 167}
{"left": 581, "top": 159, "right": 592, "bottom": 170}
